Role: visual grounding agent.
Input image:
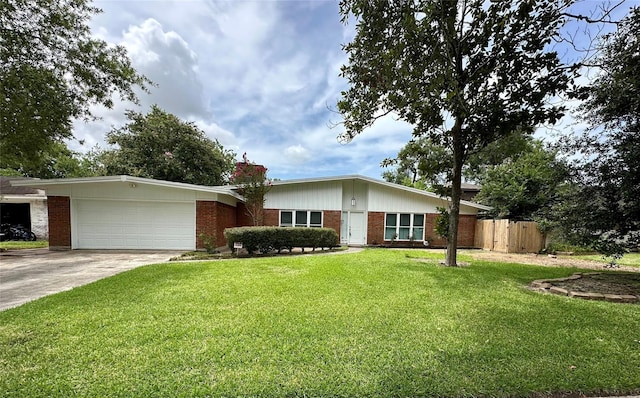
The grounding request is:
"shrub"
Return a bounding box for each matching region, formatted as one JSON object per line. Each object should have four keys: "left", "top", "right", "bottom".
{"left": 224, "top": 227, "right": 339, "bottom": 255}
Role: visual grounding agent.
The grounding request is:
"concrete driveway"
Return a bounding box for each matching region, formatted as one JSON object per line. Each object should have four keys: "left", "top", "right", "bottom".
{"left": 0, "top": 249, "right": 184, "bottom": 311}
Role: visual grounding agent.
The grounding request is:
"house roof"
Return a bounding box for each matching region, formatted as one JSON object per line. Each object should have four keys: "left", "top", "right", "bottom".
{"left": 269, "top": 174, "right": 491, "bottom": 211}
{"left": 10, "top": 175, "right": 244, "bottom": 200}
{"left": 0, "top": 177, "right": 45, "bottom": 196}
{"left": 10, "top": 174, "right": 490, "bottom": 211}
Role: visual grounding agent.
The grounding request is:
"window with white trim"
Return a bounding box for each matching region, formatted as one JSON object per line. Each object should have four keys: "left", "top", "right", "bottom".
{"left": 384, "top": 213, "right": 425, "bottom": 240}
{"left": 280, "top": 210, "right": 323, "bottom": 228}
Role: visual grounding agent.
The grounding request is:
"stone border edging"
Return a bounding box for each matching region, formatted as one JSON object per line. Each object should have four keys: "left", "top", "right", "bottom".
{"left": 529, "top": 272, "right": 639, "bottom": 304}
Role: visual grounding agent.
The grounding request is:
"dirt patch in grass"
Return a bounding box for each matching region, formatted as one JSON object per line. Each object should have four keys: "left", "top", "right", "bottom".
{"left": 468, "top": 250, "right": 640, "bottom": 300}
{"left": 550, "top": 272, "right": 640, "bottom": 297}
{"left": 468, "top": 251, "right": 640, "bottom": 273}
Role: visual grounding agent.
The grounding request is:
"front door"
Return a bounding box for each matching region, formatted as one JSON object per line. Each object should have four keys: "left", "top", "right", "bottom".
{"left": 342, "top": 211, "right": 365, "bottom": 245}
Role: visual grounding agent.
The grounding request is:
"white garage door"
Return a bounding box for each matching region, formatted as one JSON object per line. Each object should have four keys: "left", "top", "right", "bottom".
{"left": 73, "top": 200, "right": 195, "bottom": 250}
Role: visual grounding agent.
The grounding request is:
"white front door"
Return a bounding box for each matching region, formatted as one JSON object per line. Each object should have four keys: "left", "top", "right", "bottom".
{"left": 343, "top": 211, "right": 366, "bottom": 245}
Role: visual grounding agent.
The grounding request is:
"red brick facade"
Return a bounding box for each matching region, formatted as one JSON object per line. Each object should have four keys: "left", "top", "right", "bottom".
{"left": 369, "top": 211, "right": 476, "bottom": 248}
{"left": 196, "top": 201, "right": 238, "bottom": 249}
{"left": 323, "top": 210, "right": 341, "bottom": 236}
{"left": 263, "top": 209, "right": 279, "bottom": 227}
{"left": 235, "top": 202, "right": 255, "bottom": 227}
{"left": 367, "top": 212, "right": 385, "bottom": 245}
{"left": 48, "top": 196, "right": 71, "bottom": 250}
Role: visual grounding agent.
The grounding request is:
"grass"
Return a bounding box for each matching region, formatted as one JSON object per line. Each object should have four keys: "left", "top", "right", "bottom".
{"left": 0, "top": 240, "right": 48, "bottom": 250}
{"left": 572, "top": 252, "right": 640, "bottom": 268}
{"left": 1, "top": 249, "right": 639, "bottom": 397}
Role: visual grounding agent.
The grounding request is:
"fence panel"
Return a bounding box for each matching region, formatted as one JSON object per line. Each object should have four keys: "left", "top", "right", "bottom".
{"left": 474, "top": 219, "right": 545, "bottom": 253}
{"left": 493, "top": 219, "right": 510, "bottom": 252}
{"left": 474, "top": 220, "right": 495, "bottom": 250}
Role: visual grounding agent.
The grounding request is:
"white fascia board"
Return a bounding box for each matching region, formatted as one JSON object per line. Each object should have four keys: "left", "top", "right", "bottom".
{"left": 269, "top": 174, "right": 491, "bottom": 211}
{"left": 10, "top": 175, "right": 244, "bottom": 201}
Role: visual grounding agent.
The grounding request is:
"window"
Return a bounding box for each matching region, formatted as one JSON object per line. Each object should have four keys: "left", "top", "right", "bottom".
{"left": 280, "top": 210, "right": 322, "bottom": 228}
{"left": 384, "top": 213, "right": 425, "bottom": 241}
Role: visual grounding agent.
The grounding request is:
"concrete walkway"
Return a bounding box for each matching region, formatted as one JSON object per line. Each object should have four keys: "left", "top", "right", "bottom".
{"left": 0, "top": 249, "right": 183, "bottom": 311}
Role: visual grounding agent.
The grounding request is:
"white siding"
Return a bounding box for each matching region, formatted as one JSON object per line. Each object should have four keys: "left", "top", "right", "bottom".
{"left": 341, "top": 180, "right": 368, "bottom": 212}
{"left": 48, "top": 182, "right": 197, "bottom": 203}
{"left": 368, "top": 185, "right": 479, "bottom": 215}
{"left": 265, "top": 181, "right": 342, "bottom": 210}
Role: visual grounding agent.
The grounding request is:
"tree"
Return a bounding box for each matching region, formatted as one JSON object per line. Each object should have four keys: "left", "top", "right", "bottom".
{"left": 338, "top": 0, "right": 573, "bottom": 265}
{"left": 231, "top": 153, "right": 272, "bottom": 226}
{"left": 474, "top": 141, "right": 569, "bottom": 220}
{"left": 102, "top": 105, "right": 236, "bottom": 186}
{"left": 552, "top": 8, "right": 640, "bottom": 258}
{"left": 0, "top": 0, "right": 150, "bottom": 171}
{"left": 382, "top": 130, "right": 535, "bottom": 195}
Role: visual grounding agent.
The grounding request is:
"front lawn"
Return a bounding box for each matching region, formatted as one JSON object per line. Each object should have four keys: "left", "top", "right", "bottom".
{"left": 1, "top": 249, "right": 638, "bottom": 397}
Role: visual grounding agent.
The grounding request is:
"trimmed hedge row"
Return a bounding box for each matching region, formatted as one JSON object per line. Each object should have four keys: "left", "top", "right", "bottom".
{"left": 224, "top": 226, "right": 340, "bottom": 254}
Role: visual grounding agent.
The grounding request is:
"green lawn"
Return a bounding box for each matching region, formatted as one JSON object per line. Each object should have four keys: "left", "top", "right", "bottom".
{"left": 1, "top": 249, "right": 639, "bottom": 397}
{"left": 572, "top": 252, "right": 640, "bottom": 268}
{"left": 0, "top": 240, "right": 48, "bottom": 250}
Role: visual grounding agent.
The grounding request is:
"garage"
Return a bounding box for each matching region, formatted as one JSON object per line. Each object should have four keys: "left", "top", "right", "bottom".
{"left": 8, "top": 175, "right": 243, "bottom": 251}
{"left": 73, "top": 199, "right": 196, "bottom": 250}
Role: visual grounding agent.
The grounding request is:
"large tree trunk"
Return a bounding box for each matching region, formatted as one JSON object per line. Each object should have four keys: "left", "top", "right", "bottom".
{"left": 445, "top": 121, "right": 464, "bottom": 266}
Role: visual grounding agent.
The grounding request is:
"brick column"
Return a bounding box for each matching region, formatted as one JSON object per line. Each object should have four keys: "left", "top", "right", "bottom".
{"left": 196, "top": 201, "right": 239, "bottom": 249}
{"left": 47, "top": 196, "right": 71, "bottom": 250}
{"left": 323, "top": 210, "right": 341, "bottom": 235}
{"left": 367, "top": 212, "right": 385, "bottom": 245}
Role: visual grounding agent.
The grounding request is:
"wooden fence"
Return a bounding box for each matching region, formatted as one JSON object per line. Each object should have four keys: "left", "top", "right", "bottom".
{"left": 474, "top": 219, "right": 546, "bottom": 253}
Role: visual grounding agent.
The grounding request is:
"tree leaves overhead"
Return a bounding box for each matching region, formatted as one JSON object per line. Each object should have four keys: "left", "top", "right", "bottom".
{"left": 102, "top": 105, "right": 236, "bottom": 186}
{"left": 338, "top": 0, "right": 574, "bottom": 265}
{"left": 0, "top": 0, "right": 151, "bottom": 170}
{"left": 338, "top": 0, "right": 571, "bottom": 148}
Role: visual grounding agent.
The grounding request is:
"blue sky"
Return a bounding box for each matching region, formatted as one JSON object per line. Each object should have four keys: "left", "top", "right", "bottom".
{"left": 71, "top": 0, "right": 637, "bottom": 181}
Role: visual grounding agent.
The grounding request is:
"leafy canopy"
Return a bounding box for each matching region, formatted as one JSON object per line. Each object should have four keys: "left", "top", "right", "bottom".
{"left": 338, "top": 0, "right": 573, "bottom": 265}
{"left": 551, "top": 8, "right": 640, "bottom": 258}
{"left": 0, "top": 0, "right": 150, "bottom": 172}
{"left": 102, "top": 105, "right": 236, "bottom": 186}
{"left": 474, "top": 141, "right": 569, "bottom": 221}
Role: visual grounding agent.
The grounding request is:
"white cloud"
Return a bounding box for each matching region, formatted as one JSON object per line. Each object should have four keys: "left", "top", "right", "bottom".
{"left": 284, "top": 145, "right": 312, "bottom": 164}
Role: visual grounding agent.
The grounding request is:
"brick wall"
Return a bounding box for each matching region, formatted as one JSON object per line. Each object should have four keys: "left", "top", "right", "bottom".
{"left": 236, "top": 202, "right": 255, "bottom": 226}
{"left": 323, "top": 210, "right": 341, "bottom": 236}
{"left": 457, "top": 215, "right": 476, "bottom": 248}
{"left": 196, "top": 201, "right": 238, "bottom": 249}
{"left": 263, "top": 209, "right": 279, "bottom": 226}
{"left": 425, "top": 213, "right": 476, "bottom": 248}
{"left": 367, "top": 212, "right": 385, "bottom": 245}
{"left": 47, "top": 196, "right": 71, "bottom": 250}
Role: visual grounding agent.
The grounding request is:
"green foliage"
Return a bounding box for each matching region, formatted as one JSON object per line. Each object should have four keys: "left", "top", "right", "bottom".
{"left": 434, "top": 207, "right": 450, "bottom": 240}
{"left": 544, "top": 242, "right": 594, "bottom": 255}
{"left": 382, "top": 131, "right": 536, "bottom": 195}
{"left": 475, "top": 141, "right": 569, "bottom": 220}
{"left": 231, "top": 154, "right": 272, "bottom": 225}
{"left": 101, "top": 105, "right": 235, "bottom": 185}
{"left": 338, "top": 0, "right": 573, "bottom": 265}
{"left": 224, "top": 227, "right": 339, "bottom": 254}
{"left": 0, "top": 142, "right": 105, "bottom": 179}
{"left": 551, "top": 8, "right": 640, "bottom": 258}
{"left": 0, "top": 0, "right": 150, "bottom": 172}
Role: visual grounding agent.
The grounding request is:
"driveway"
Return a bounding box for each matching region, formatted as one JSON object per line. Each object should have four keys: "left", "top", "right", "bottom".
{"left": 0, "top": 249, "right": 184, "bottom": 311}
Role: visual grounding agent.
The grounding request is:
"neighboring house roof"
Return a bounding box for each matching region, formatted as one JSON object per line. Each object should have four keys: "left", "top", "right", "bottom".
{"left": 269, "top": 174, "right": 491, "bottom": 211}
{"left": 10, "top": 175, "right": 244, "bottom": 201}
{"left": 0, "top": 177, "right": 45, "bottom": 197}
